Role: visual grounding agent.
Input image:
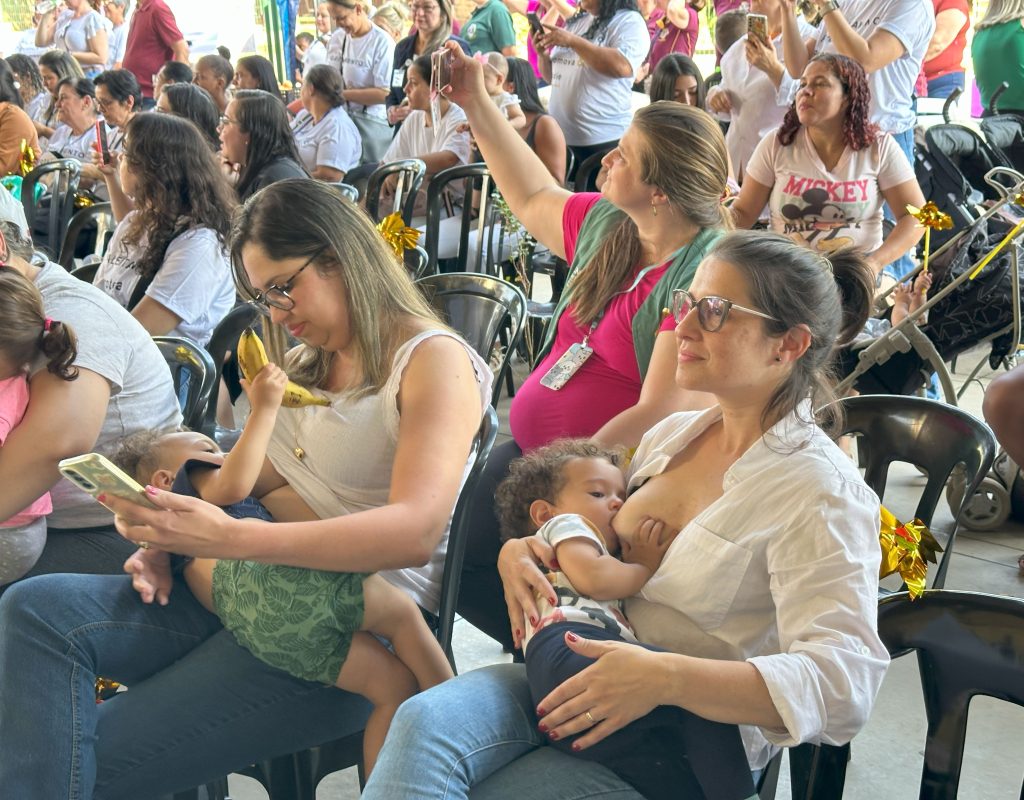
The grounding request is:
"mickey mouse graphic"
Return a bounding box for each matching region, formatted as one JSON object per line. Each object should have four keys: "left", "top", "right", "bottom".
{"left": 781, "top": 187, "right": 856, "bottom": 251}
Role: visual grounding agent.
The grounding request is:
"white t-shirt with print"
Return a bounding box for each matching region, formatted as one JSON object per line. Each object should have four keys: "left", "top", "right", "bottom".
{"left": 327, "top": 25, "right": 396, "bottom": 121}
{"left": 745, "top": 128, "right": 915, "bottom": 255}
{"left": 93, "top": 212, "right": 235, "bottom": 347}
{"left": 548, "top": 9, "right": 649, "bottom": 146}
{"left": 814, "top": 0, "right": 934, "bottom": 134}
{"left": 522, "top": 513, "right": 639, "bottom": 651}
{"left": 47, "top": 124, "right": 98, "bottom": 162}
{"left": 291, "top": 106, "right": 362, "bottom": 174}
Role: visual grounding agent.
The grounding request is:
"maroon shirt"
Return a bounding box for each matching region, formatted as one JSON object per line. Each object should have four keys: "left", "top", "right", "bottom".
{"left": 123, "top": 0, "right": 184, "bottom": 97}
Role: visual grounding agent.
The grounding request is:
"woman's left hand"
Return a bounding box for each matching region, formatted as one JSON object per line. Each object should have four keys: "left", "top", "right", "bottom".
{"left": 745, "top": 33, "right": 781, "bottom": 76}
{"left": 535, "top": 24, "right": 578, "bottom": 52}
{"left": 537, "top": 632, "right": 672, "bottom": 749}
{"left": 105, "top": 487, "right": 238, "bottom": 558}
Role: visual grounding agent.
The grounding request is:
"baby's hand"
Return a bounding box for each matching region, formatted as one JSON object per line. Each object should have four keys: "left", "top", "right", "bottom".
{"left": 124, "top": 547, "right": 173, "bottom": 606}
{"left": 621, "top": 516, "right": 678, "bottom": 575}
{"left": 241, "top": 363, "right": 287, "bottom": 415}
{"left": 912, "top": 270, "right": 933, "bottom": 296}
{"left": 892, "top": 280, "right": 914, "bottom": 307}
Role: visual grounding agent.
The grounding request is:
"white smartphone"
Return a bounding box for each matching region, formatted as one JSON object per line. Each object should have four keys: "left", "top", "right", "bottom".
{"left": 58, "top": 453, "right": 159, "bottom": 511}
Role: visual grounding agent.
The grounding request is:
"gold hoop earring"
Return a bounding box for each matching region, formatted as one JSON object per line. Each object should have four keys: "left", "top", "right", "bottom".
{"left": 651, "top": 202, "right": 658, "bottom": 217}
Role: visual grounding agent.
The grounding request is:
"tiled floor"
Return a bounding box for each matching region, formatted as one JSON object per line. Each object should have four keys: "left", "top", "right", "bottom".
{"left": 229, "top": 341, "right": 1024, "bottom": 799}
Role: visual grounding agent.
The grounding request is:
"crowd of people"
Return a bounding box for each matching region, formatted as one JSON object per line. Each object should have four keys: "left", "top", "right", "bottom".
{"left": 0, "top": 0, "right": 1021, "bottom": 798}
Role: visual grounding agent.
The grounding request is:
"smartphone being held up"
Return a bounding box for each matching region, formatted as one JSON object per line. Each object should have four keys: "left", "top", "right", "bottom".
{"left": 527, "top": 12, "right": 546, "bottom": 38}
{"left": 58, "top": 453, "right": 159, "bottom": 512}
{"left": 746, "top": 13, "right": 769, "bottom": 45}
{"left": 95, "top": 120, "right": 110, "bottom": 165}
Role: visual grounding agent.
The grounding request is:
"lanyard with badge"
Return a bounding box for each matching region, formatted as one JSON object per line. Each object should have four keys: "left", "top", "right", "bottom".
{"left": 538, "top": 248, "right": 687, "bottom": 391}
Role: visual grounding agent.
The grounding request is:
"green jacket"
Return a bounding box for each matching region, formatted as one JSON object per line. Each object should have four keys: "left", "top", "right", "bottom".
{"left": 537, "top": 199, "right": 721, "bottom": 380}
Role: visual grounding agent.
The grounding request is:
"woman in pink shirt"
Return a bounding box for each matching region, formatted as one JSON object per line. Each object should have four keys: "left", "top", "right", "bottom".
{"left": 437, "top": 41, "right": 729, "bottom": 649}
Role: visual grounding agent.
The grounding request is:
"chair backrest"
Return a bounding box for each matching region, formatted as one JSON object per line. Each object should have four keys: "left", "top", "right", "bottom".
{"left": 364, "top": 158, "right": 427, "bottom": 223}
{"left": 404, "top": 244, "right": 435, "bottom": 281}
{"left": 436, "top": 404, "right": 499, "bottom": 666}
{"left": 58, "top": 201, "right": 115, "bottom": 269}
{"left": 573, "top": 144, "right": 616, "bottom": 192}
{"left": 152, "top": 336, "right": 217, "bottom": 431}
{"left": 424, "top": 162, "right": 495, "bottom": 273}
{"left": 199, "top": 304, "right": 262, "bottom": 439}
{"left": 21, "top": 159, "right": 82, "bottom": 256}
{"left": 834, "top": 394, "right": 996, "bottom": 590}
{"left": 877, "top": 590, "right": 1024, "bottom": 800}
{"left": 325, "top": 182, "right": 361, "bottom": 203}
{"left": 70, "top": 261, "right": 100, "bottom": 284}
{"left": 416, "top": 272, "right": 528, "bottom": 407}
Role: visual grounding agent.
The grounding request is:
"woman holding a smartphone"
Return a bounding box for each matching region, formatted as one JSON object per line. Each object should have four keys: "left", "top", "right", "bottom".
{"left": 35, "top": 0, "right": 109, "bottom": 79}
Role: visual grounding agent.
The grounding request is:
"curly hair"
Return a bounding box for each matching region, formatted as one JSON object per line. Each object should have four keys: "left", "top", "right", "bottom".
{"left": 110, "top": 429, "right": 167, "bottom": 483}
{"left": 494, "top": 440, "right": 624, "bottom": 541}
{"left": 121, "top": 113, "right": 237, "bottom": 281}
{"left": 778, "top": 53, "right": 879, "bottom": 151}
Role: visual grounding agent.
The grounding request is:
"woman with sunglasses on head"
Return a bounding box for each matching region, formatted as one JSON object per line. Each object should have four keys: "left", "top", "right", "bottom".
{"left": 220, "top": 90, "right": 308, "bottom": 201}
{"left": 92, "top": 113, "right": 236, "bottom": 346}
{"left": 0, "top": 178, "right": 493, "bottom": 798}
{"left": 729, "top": 54, "right": 924, "bottom": 277}
{"left": 362, "top": 227, "right": 889, "bottom": 800}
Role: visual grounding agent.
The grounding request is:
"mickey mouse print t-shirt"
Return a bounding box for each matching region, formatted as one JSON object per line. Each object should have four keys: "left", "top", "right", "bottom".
{"left": 745, "top": 128, "right": 915, "bottom": 254}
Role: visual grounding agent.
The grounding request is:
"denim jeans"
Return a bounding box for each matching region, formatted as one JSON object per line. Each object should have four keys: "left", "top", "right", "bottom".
{"left": 883, "top": 127, "right": 917, "bottom": 281}
{"left": 926, "top": 72, "right": 965, "bottom": 100}
{"left": 0, "top": 573, "right": 372, "bottom": 799}
{"left": 362, "top": 663, "right": 646, "bottom": 800}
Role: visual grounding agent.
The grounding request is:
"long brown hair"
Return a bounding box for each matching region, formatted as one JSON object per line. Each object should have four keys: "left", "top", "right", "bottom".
{"left": 230, "top": 179, "right": 448, "bottom": 396}
{"left": 570, "top": 102, "right": 730, "bottom": 326}
{"left": 122, "top": 113, "right": 236, "bottom": 280}
{"left": 0, "top": 268, "right": 78, "bottom": 381}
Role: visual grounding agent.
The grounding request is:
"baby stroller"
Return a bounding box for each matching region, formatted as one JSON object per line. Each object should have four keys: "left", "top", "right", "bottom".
{"left": 979, "top": 83, "right": 1024, "bottom": 174}
{"left": 836, "top": 169, "right": 1024, "bottom": 529}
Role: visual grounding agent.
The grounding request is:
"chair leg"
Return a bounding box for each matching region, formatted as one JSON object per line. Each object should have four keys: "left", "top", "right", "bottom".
{"left": 788, "top": 742, "right": 850, "bottom": 800}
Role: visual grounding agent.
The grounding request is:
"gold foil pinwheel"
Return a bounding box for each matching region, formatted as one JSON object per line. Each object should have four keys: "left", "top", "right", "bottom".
{"left": 18, "top": 139, "right": 36, "bottom": 177}
{"left": 906, "top": 202, "right": 952, "bottom": 277}
{"left": 377, "top": 212, "right": 420, "bottom": 257}
{"left": 879, "top": 506, "right": 943, "bottom": 599}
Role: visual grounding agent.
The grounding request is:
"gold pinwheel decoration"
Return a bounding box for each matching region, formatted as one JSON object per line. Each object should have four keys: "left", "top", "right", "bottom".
{"left": 19, "top": 139, "right": 36, "bottom": 177}
{"left": 906, "top": 202, "right": 953, "bottom": 277}
{"left": 879, "top": 506, "right": 943, "bottom": 599}
{"left": 377, "top": 212, "right": 420, "bottom": 258}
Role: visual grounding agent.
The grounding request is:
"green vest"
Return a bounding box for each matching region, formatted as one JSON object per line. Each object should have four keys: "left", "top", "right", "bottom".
{"left": 537, "top": 199, "right": 721, "bottom": 380}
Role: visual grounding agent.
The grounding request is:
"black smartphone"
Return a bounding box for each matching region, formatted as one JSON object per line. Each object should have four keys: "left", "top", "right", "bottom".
{"left": 95, "top": 120, "right": 110, "bottom": 165}
{"left": 527, "top": 12, "right": 545, "bottom": 37}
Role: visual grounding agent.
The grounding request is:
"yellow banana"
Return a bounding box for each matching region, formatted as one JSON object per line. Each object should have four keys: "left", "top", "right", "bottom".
{"left": 236, "top": 328, "right": 330, "bottom": 408}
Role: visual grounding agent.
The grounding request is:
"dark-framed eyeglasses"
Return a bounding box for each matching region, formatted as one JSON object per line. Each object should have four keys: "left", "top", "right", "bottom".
{"left": 248, "top": 249, "right": 324, "bottom": 314}
{"left": 670, "top": 288, "right": 780, "bottom": 332}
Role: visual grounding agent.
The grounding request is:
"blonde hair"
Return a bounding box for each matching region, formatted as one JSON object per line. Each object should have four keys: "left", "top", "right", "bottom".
{"left": 570, "top": 102, "right": 730, "bottom": 326}
{"left": 978, "top": 0, "right": 1024, "bottom": 28}
{"left": 482, "top": 52, "right": 509, "bottom": 79}
{"left": 373, "top": 2, "right": 410, "bottom": 37}
{"left": 231, "top": 180, "right": 449, "bottom": 396}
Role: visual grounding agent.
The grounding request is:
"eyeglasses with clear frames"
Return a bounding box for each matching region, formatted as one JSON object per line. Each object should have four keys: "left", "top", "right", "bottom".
{"left": 411, "top": 2, "right": 439, "bottom": 11}
{"left": 670, "top": 288, "right": 780, "bottom": 332}
{"left": 247, "top": 249, "right": 325, "bottom": 314}
{"left": 218, "top": 114, "right": 237, "bottom": 128}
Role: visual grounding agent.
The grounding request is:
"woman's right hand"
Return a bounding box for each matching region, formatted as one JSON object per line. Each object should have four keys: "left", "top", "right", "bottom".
{"left": 387, "top": 103, "right": 411, "bottom": 125}
{"left": 706, "top": 87, "right": 733, "bottom": 114}
{"left": 106, "top": 488, "right": 239, "bottom": 559}
{"left": 438, "top": 40, "right": 487, "bottom": 111}
{"left": 91, "top": 147, "right": 119, "bottom": 181}
{"left": 498, "top": 537, "right": 558, "bottom": 649}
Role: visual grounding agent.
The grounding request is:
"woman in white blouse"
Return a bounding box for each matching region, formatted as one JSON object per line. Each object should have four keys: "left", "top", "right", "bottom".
{"left": 291, "top": 64, "right": 362, "bottom": 182}
{"left": 35, "top": 0, "right": 109, "bottom": 78}
{"left": 362, "top": 222, "right": 890, "bottom": 798}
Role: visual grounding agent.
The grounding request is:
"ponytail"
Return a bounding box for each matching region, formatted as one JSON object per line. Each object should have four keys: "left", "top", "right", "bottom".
{"left": 0, "top": 270, "right": 79, "bottom": 383}
{"left": 40, "top": 320, "right": 79, "bottom": 381}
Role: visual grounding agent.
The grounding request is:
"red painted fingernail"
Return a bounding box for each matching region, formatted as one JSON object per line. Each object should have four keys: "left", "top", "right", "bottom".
{"left": 515, "top": 629, "right": 522, "bottom": 640}
{"left": 529, "top": 615, "right": 538, "bottom": 626}
{"left": 572, "top": 742, "right": 583, "bottom": 752}
{"left": 145, "top": 485, "right": 159, "bottom": 496}
{"left": 566, "top": 632, "right": 580, "bottom": 643}
{"left": 537, "top": 722, "right": 548, "bottom": 733}
{"left": 548, "top": 731, "right": 559, "bottom": 741}
{"left": 96, "top": 493, "right": 107, "bottom": 503}
{"left": 550, "top": 559, "right": 560, "bottom": 569}
{"left": 536, "top": 707, "right": 546, "bottom": 716}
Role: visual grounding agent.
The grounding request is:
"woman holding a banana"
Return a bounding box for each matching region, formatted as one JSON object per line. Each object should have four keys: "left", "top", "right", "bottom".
{"left": 92, "top": 112, "right": 237, "bottom": 347}
{"left": 0, "top": 179, "right": 494, "bottom": 798}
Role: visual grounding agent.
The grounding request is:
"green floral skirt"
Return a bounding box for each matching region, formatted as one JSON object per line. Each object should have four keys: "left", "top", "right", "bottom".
{"left": 212, "top": 560, "right": 369, "bottom": 685}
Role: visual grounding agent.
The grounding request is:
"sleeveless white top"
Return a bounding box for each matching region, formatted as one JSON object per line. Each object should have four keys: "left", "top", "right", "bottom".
{"left": 266, "top": 329, "right": 493, "bottom": 613}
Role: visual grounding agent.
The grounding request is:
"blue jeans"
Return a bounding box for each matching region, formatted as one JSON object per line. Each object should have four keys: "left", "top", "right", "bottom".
{"left": 0, "top": 573, "right": 372, "bottom": 799}
{"left": 927, "top": 72, "right": 965, "bottom": 100}
{"left": 883, "top": 128, "right": 917, "bottom": 281}
{"left": 362, "top": 663, "right": 646, "bottom": 800}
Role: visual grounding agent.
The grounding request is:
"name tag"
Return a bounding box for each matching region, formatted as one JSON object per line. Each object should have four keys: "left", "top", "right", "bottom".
{"left": 539, "top": 342, "right": 593, "bottom": 390}
{"left": 391, "top": 67, "right": 407, "bottom": 89}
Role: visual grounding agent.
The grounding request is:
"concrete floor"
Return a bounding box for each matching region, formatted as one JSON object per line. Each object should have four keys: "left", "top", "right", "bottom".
{"left": 228, "top": 326, "right": 1024, "bottom": 799}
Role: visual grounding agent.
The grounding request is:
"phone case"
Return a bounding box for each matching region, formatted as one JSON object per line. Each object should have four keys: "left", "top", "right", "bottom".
{"left": 747, "top": 14, "right": 768, "bottom": 43}
{"left": 58, "top": 453, "right": 159, "bottom": 511}
{"left": 95, "top": 120, "right": 110, "bottom": 164}
{"left": 528, "top": 12, "right": 545, "bottom": 35}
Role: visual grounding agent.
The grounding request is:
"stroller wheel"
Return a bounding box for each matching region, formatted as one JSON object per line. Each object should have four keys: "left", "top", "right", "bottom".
{"left": 960, "top": 477, "right": 1012, "bottom": 531}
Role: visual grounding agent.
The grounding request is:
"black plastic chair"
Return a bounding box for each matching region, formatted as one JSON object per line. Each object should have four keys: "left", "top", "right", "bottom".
{"left": 208, "top": 405, "right": 500, "bottom": 800}
{"left": 152, "top": 336, "right": 217, "bottom": 431}
{"left": 364, "top": 158, "right": 426, "bottom": 223}
{"left": 785, "top": 395, "right": 998, "bottom": 800}
{"left": 416, "top": 273, "right": 527, "bottom": 407}
{"left": 70, "top": 261, "right": 100, "bottom": 284}
{"left": 572, "top": 144, "right": 616, "bottom": 193}
{"left": 876, "top": 590, "right": 1024, "bottom": 800}
{"left": 423, "top": 163, "right": 496, "bottom": 274}
{"left": 325, "top": 181, "right": 361, "bottom": 203}
{"left": 58, "top": 201, "right": 114, "bottom": 269}
{"left": 199, "top": 303, "right": 261, "bottom": 443}
{"left": 21, "top": 159, "right": 81, "bottom": 257}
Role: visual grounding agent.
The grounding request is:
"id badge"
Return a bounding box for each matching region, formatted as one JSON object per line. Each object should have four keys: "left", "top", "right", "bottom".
{"left": 539, "top": 342, "right": 593, "bottom": 390}
{"left": 391, "top": 67, "right": 406, "bottom": 89}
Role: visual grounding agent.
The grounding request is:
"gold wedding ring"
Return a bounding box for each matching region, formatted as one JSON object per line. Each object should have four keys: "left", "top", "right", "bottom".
{"left": 139, "top": 541, "right": 151, "bottom": 550}
{"left": 585, "top": 710, "right": 595, "bottom": 725}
